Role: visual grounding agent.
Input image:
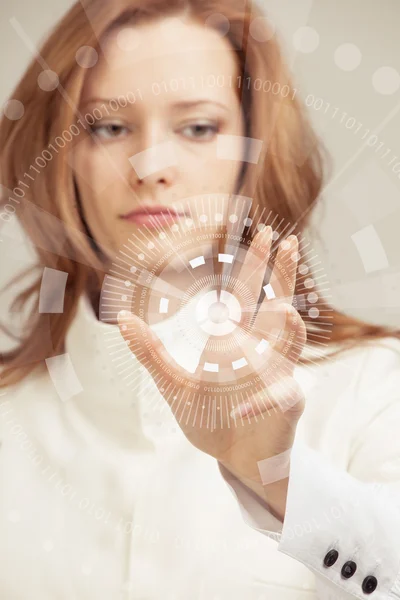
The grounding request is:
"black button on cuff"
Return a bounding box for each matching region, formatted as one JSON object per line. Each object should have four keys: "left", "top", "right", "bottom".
{"left": 362, "top": 575, "right": 378, "bottom": 594}
{"left": 323, "top": 549, "right": 339, "bottom": 567}
{"left": 341, "top": 560, "right": 357, "bottom": 578}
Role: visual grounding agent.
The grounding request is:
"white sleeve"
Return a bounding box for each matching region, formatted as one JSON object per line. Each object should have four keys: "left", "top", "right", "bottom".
{"left": 219, "top": 392, "right": 400, "bottom": 600}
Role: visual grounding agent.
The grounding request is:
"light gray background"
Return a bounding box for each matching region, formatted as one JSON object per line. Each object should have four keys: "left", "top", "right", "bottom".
{"left": 1, "top": 0, "right": 400, "bottom": 342}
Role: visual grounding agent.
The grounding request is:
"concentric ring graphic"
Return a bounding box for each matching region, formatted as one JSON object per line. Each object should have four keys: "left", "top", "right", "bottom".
{"left": 100, "top": 194, "right": 334, "bottom": 430}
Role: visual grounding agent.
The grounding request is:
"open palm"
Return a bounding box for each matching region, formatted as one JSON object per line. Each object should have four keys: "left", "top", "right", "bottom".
{"left": 118, "top": 227, "right": 307, "bottom": 484}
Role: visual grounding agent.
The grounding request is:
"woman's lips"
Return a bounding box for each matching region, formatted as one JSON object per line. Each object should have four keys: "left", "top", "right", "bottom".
{"left": 121, "top": 207, "right": 186, "bottom": 228}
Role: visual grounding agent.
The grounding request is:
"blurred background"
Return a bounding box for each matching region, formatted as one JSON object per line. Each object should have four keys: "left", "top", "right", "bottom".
{"left": 1, "top": 0, "right": 400, "bottom": 348}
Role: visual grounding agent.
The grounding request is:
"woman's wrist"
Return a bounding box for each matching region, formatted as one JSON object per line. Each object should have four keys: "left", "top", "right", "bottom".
{"left": 220, "top": 460, "right": 289, "bottom": 522}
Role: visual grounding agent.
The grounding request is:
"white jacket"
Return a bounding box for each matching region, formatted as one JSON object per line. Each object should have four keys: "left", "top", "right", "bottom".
{"left": 0, "top": 293, "right": 400, "bottom": 600}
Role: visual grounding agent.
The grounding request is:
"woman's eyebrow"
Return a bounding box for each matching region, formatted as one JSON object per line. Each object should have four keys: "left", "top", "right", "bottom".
{"left": 171, "top": 100, "right": 231, "bottom": 113}
{"left": 81, "top": 97, "right": 231, "bottom": 112}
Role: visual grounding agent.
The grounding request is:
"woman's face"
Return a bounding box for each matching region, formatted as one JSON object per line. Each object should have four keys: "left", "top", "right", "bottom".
{"left": 73, "top": 16, "right": 246, "bottom": 265}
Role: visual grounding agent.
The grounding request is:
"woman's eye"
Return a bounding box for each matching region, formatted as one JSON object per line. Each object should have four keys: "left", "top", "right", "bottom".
{"left": 181, "top": 122, "right": 220, "bottom": 141}
{"left": 89, "top": 121, "right": 220, "bottom": 142}
{"left": 90, "top": 123, "right": 129, "bottom": 140}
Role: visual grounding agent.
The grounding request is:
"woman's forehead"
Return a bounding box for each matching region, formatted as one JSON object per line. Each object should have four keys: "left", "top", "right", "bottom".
{"left": 80, "top": 18, "right": 239, "bottom": 106}
{"left": 102, "top": 16, "right": 231, "bottom": 59}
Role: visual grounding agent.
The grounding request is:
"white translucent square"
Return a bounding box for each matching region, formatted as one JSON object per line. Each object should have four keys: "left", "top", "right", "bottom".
{"left": 39, "top": 268, "right": 68, "bottom": 313}
{"left": 189, "top": 256, "right": 205, "bottom": 269}
{"left": 232, "top": 357, "right": 248, "bottom": 370}
{"left": 263, "top": 283, "right": 276, "bottom": 300}
{"left": 351, "top": 225, "right": 389, "bottom": 273}
{"left": 159, "top": 298, "right": 169, "bottom": 314}
{"left": 45, "top": 354, "right": 83, "bottom": 402}
{"left": 204, "top": 362, "right": 219, "bottom": 372}
{"left": 255, "top": 339, "right": 270, "bottom": 354}
{"left": 217, "top": 135, "right": 263, "bottom": 164}
{"left": 218, "top": 253, "right": 234, "bottom": 264}
{"left": 129, "top": 141, "right": 177, "bottom": 179}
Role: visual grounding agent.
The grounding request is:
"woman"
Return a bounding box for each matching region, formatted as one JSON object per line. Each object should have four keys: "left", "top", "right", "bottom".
{"left": 0, "top": 0, "right": 400, "bottom": 598}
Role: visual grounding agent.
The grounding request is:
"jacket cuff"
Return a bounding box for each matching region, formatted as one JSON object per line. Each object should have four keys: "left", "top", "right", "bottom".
{"left": 219, "top": 438, "right": 400, "bottom": 600}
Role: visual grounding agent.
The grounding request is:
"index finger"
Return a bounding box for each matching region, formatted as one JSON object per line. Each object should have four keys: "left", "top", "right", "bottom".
{"left": 267, "top": 235, "right": 299, "bottom": 306}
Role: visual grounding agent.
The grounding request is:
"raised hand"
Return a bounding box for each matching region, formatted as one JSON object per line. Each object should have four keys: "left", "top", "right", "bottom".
{"left": 118, "top": 227, "right": 307, "bottom": 490}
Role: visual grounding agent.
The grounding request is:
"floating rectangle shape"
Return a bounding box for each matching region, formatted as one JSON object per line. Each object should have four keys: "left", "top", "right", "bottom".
{"left": 189, "top": 256, "right": 205, "bottom": 269}
{"left": 232, "top": 357, "right": 248, "bottom": 370}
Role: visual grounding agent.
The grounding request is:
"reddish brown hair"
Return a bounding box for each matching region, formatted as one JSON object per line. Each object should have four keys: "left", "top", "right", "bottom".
{"left": 1, "top": 0, "right": 399, "bottom": 388}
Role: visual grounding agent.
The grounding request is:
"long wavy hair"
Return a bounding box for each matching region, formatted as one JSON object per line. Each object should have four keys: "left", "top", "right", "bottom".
{"left": 1, "top": 0, "right": 399, "bottom": 388}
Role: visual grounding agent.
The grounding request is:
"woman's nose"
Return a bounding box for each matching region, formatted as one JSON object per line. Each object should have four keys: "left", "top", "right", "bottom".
{"left": 129, "top": 120, "right": 177, "bottom": 185}
{"left": 128, "top": 137, "right": 178, "bottom": 189}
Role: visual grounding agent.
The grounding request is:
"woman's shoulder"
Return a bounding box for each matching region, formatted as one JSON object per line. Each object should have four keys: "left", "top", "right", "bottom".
{"left": 296, "top": 337, "right": 400, "bottom": 454}
{"left": 324, "top": 336, "right": 400, "bottom": 419}
{"left": 352, "top": 337, "right": 400, "bottom": 406}
{"left": 0, "top": 363, "right": 60, "bottom": 444}
{"left": 303, "top": 335, "right": 400, "bottom": 374}
{"left": 297, "top": 336, "right": 400, "bottom": 412}
{"left": 0, "top": 363, "right": 51, "bottom": 406}
{"left": 339, "top": 336, "right": 400, "bottom": 382}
